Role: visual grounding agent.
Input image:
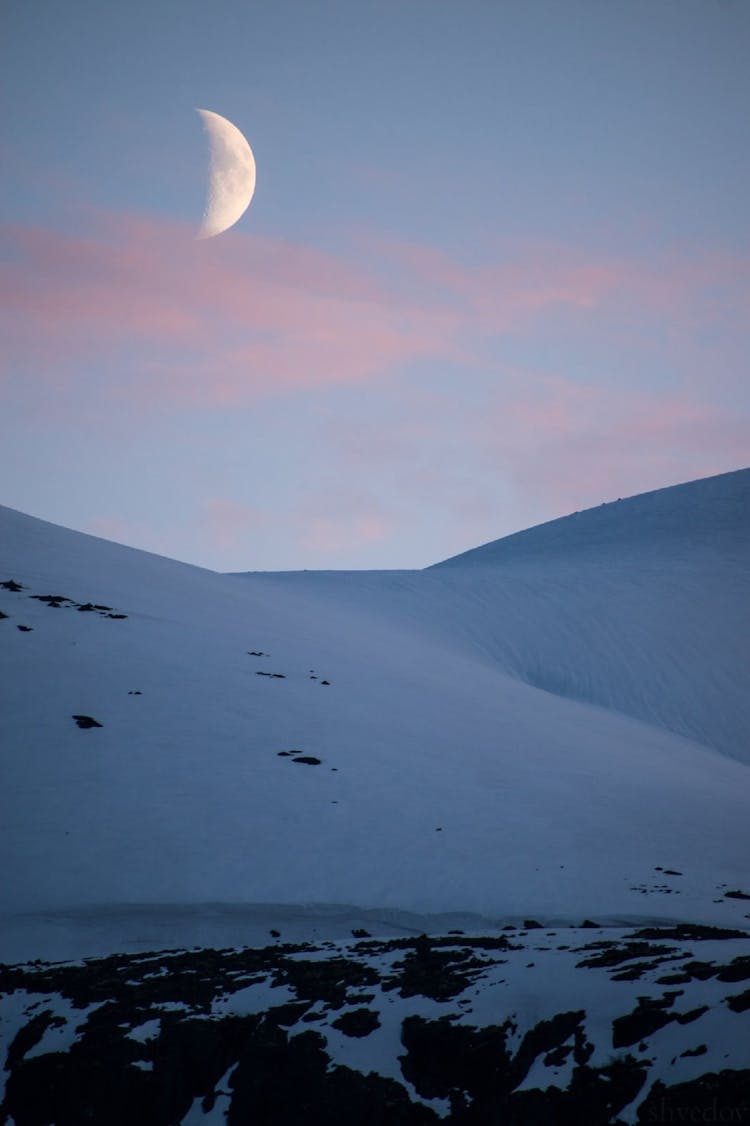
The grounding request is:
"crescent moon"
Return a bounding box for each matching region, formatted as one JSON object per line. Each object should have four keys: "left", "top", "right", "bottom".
{"left": 196, "top": 108, "right": 256, "bottom": 240}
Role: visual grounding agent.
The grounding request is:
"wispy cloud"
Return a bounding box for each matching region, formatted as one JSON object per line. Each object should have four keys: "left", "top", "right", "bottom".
{"left": 196, "top": 491, "right": 394, "bottom": 569}
{"left": 6, "top": 212, "right": 746, "bottom": 413}
{"left": 453, "top": 368, "right": 750, "bottom": 522}
{"left": 0, "top": 215, "right": 455, "bottom": 404}
{"left": 3, "top": 210, "right": 747, "bottom": 552}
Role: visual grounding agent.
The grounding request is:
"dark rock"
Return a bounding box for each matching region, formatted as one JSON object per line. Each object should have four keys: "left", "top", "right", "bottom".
{"left": 107, "top": 613, "right": 128, "bottom": 619}
{"left": 266, "top": 1001, "right": 310, "bottom": 1026}
{"left": 636, "top": 1070, "right": 750, "bottom": 1124}
{"left": 716, "top": 957, "right": 750, "bottom": 984}
{"left": 293, "top": 756, "right": 322, "bottom": 766}
{"left": 514, "top": 1053, "right": 648, "bottom": 1125}
{"left": 523, "top": 920, "right": 542, "bottom": 930}
{"left": 0, "top": 610, "right": 7, "bottom": 619}
{"left": 399, "top": 1007, "right": 644, "bottom": 1123}
{"left": 631, "top": 924, "right": 747, "bottom": 941}
{"left": 579, "top": 920, "right": 600, "bottom": 929}
{"left": 331, "top": 1008, "right": 381, "bottom": 1038}
{"left": 320, "top": 680, "right": 331, "bottom": 686}
{"left": 681, "top": 1044, "right": 708, "bottom": 1057}
{"left": 351, "top": 929, "right": 371, "bottom": 939}
{"left": 1, "top": 579, "right": 24, "bottom": 591}
{"left": 274, "top": 956, "right": 379, "bottom": 1008}
{"left": 17, "top": 624, "right": 33, "bottom": 631}
{"left": 681, "top": 955, "right": 750, "bottom": 984}
{"left": 382, "top": 935, "right": 487, "bottom": 1002}
{"left": 682, "top": 960, "right": 717, "bottom": 981}
{"left": 725, "top": 889, "right": 750, "bottom": 900}
{"left": 612, "top": 961, "right": 664, "bottom": 982}
{"left": 6, "top": 1010, "right": 66, "bottom": 1072}
{"left": 576, "top": 941, "right": 678, "bottom": 969}
{"left": 72, "top": 715, "right": 103, "bottom": 729}
{"left": 228, "top": 1025, "right": 435, "bottom": 1126}
{"left": 399, "top": 1013, "right": 514, "bottom": 1102}
{"left": 544, "top": 1043, "right": 573, "bottom": 1067}
{"left": 613, "top": 994, "right": 708, "bottom": 1049}
{"left": 725, "top": 989, "right": 750, "bottom": 1013}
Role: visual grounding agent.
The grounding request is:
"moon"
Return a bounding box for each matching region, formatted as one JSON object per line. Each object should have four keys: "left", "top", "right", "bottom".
{"left": 196, "top": 108, "right": 256, "bottom": 240}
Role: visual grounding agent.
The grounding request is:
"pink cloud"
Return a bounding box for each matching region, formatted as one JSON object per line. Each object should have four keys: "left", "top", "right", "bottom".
{"left": 2, "top": 212, "right": 749, "bottom": 422}
{"left": 0, "top": 215, "right": 456, "bottom": 404}
{"left": 202, "top": 491, "right": 393, "bottom": 559}
{"left": 478, "top": 371, "right": 749, "bottom": 511}
{"left": 315, "top": 364, "right": 748, "bottom": 550}
{"left": 298, "top": 513, "right": 391, "bottom": 554}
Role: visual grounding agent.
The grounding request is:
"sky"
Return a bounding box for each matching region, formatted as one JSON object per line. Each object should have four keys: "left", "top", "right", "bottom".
{"left": 2, "top": 0, "right": 749, "bottom": 571}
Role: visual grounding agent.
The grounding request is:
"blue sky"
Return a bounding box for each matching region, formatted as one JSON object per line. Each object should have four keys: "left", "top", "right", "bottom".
{"left": 2, "top": 0, "right": 748, "bottom": 569}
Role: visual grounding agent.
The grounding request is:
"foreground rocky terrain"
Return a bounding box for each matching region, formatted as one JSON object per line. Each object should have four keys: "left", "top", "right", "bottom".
{"left": 2, "top": 923, "right": 749, "bottom": 1124}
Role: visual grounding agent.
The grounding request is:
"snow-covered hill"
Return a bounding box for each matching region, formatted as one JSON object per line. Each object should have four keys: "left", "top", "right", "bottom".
{"left": 1, "top": 470, "right": 749, "bottom": 1123}
{"left": 434, "top": 468, "right": 750, "bottom": 567}
{"left": 1, "top": 469, "right": 749, "bottom": 954}
{"left": 229, "top": 469, "right": 749, "bottom": 764}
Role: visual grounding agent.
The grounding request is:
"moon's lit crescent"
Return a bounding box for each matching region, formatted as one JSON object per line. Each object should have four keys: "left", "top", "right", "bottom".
{"left": 196, "top": 108, "right": 256, "bottom": 239}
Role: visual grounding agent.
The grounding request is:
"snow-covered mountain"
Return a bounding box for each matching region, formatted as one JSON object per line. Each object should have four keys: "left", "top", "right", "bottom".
{"left": 1, "top": 468, "right": 749, "bottom": 942}
{"left": 1, "top": 469, "right": 748, "bottom": 1124}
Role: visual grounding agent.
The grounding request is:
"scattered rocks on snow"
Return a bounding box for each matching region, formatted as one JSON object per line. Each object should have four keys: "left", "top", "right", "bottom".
{"left": 725, "top": 989, "right": 750, "bottom": 1013}
{"left": 680, "top": 1043, "right": 708, "bottom": 1057}
{"left": 30, "top": 594, "right": 67, "bottom": 607}
{"left": 72, "top": 715, "right": 103, "bottom": 729}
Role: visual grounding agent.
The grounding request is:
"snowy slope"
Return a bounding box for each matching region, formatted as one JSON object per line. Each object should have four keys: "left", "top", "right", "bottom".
{"left": 231, "top": 469, "right": 750, "bottom": 762}
{"left": 1, "top": 472, "right": 750, "bottom": 963}
{"left": 434, "top": 467, "right": 750, "bottom": 567}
